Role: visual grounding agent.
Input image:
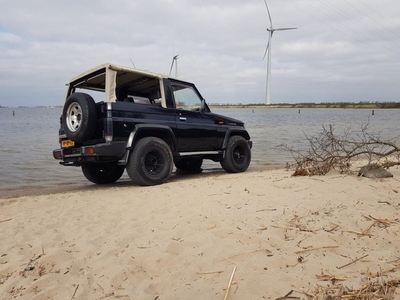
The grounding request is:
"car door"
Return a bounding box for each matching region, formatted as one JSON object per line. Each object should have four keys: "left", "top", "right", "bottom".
{"left": 171, "top": 82, "right": 217, "bottom": 152}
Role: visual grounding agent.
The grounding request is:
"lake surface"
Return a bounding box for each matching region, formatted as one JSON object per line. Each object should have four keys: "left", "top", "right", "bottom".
{"left": 0, "top": 107, "right": 399, "bottom": 194}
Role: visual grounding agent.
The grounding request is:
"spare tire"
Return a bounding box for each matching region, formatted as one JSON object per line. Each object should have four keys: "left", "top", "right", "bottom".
{"left": 62, "top": 93, "right": 97, "bottom": 143}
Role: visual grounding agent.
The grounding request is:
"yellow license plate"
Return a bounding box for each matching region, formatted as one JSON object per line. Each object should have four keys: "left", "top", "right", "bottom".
{"left": 62, "top": 140, "right": 75, "bottom": 148}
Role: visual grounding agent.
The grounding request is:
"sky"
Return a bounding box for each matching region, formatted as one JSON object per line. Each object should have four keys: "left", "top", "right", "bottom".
{"left": 1, "top": 0, "right": 400, "bottom": 107}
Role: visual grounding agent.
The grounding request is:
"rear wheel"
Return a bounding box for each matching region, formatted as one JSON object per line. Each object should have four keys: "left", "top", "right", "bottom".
{"left": 126, "top": 137, "right": 173, "bottom": 186}
{"left": 220, "top": 136, "right": 251, "bottom": 173}
{"left": 175, "top": 158, "right": 203, "bottom": 173}
{"left": 81, "top": 163, "right": 125, "bottom": 184}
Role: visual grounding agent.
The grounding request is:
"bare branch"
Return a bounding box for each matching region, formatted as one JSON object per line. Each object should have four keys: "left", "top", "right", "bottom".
{"left": 282, "top": 124, "right": 400, "bottom": 176}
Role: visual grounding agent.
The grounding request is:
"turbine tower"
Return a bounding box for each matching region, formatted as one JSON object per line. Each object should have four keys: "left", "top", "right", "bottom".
{"left": 169, "top": 54, "right": 179, "bottom": 77}
{"left": 263, "top": 0, "right": 296, "bottom": 105}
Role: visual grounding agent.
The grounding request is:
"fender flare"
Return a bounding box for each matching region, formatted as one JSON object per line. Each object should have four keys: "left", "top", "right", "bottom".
{"left": 126, "top": 124, "right": 178, "bottom": 152}
{"left": 221, "top": 128, "right": 251, "bottom": 149}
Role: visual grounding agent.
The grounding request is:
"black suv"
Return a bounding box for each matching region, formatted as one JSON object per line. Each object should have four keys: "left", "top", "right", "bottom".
{"left": 53, "top": 63, "right": 252, "bottom": 186}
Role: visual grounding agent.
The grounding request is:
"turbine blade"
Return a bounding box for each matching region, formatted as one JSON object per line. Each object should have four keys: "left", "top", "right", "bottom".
{"left": 262, "top": 43, "right": 269, "bottom": 61}
{"left": 274, "top": 27, "right": 297, "bottom": 31}
{"left": 262, "top": 33, "right": 271, "bottom": 61}
{"left": 263, "top": 0, "right": 273, "bottom": 27}
{"left": 169, "top": 59, "right": 175, "bottom": 76}
{"left": 129, "top": 57, "right": 136, "bottom": 68}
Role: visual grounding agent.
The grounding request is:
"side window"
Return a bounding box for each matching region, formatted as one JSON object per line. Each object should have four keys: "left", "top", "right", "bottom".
{"left": 172, "top": 84, "right": 202, "bottom": 110}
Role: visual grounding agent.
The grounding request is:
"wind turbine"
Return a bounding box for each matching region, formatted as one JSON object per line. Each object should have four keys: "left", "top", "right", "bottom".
{"left": 169, "top": 54, "right": 179, "bottom": 77}
{"left": 129, "top": 57, "right": 136, "bottom": 69}
{"left": 263, "top": 0, "right": 296, "bottom": 105}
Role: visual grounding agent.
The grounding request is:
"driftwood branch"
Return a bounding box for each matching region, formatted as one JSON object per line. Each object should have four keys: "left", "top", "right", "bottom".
{"left": 282, "top": 124, "right": 400, "bottom": 176}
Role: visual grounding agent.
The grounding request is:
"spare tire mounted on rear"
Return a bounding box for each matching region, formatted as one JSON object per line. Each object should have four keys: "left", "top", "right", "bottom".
{"left": 62, "top": 93, "right": 97, "bottom": 143}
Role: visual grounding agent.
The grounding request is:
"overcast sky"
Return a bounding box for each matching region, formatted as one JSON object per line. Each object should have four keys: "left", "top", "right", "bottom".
{"left": 1, "top": 0, "right": 400, "bottom": 107}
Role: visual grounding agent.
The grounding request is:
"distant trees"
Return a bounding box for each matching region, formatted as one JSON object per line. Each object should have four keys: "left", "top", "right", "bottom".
{"left": 208, "top": 102, "right": 400, "bottom": 108}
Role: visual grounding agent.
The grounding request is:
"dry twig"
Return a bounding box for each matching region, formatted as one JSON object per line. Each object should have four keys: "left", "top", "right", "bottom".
{"left": 389, "top": 184, "right": 399, "bottom": 193}
{"left": 275, "top": 290, "right": 300, "bottom": 300}
{"left": 364, "top": 264, "right": 400, "bottom": 278}
{"left": 256, "top": 208, "right": 277, "bottom": 212}
{"left": 311, "top": 278, "right": 400, "bottom": 299}
{"left": 196, "top": 270, "right": 224, "bottom": 275}
{"left": 295, "top": 246, "right": 338, "bottom": 255}
{"left": 324, "top": 224, "right": 339, "bottom": 233}
{"left": 223, "top": 248, "right": 273, "bottom": 261}
{"left": 223, "top": 266, "right": 236, "bottom": 300}
{"left": 71, "top": 284, "right": 79, "bottom": 300}
{"left": 316, "top": 274, "right": 347, "bottom": 282}
{"left": 366, "top": 214, "right": 397, "bottom": 227}
{"left": 337, "top": 254, "right": 369, "bottom": 269}
{"left": 343, "top": 229, "right": 373, "bottom": 237}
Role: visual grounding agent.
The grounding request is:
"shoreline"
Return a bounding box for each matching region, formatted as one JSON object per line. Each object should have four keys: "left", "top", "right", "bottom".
{"left": 3, "top": 104, "right": 400, "bottom": 109}
{"left": 209, "top": 104, "right": 400, "bottom": 109}
{"left": 0, "top": 164, "right": 284, "bottom": 199}
{"left": 1, "top": 167, "right": 399, "bottom": 299}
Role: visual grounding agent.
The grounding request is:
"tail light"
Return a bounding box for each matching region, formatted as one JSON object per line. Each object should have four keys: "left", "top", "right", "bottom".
{"left": 104, "top": 103, "right": 113, "bottom": 143}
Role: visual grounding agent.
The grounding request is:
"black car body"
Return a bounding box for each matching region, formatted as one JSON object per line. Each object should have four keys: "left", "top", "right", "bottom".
{"left": 53, "top": 63, "right": 252, "bottom": 185}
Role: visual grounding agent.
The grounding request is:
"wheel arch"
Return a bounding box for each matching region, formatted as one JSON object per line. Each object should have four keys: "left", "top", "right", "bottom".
{"left": 127, "top": 124, "right": 177, "bottom": 152}
{"left": 221, "top": 128, "right": 251, "bottom": 149}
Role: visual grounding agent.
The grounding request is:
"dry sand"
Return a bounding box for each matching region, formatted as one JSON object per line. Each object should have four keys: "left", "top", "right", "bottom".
{"left": 1, "top": 168, "right": 400, "bottom": 299}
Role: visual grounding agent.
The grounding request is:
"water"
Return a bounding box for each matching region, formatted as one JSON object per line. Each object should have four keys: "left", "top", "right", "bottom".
{"left": 0, "top": 107, "right": 82, "bottom": 193}
{"left": 1, "top": 107, "right": 399, "bottom": 194}
{"left": 220, "top": 107, "right": 400, "bottom": 166}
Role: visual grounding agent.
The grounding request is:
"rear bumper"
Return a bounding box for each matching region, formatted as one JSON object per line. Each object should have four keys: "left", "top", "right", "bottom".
{"left": 53, "top": 141, "right": 127, "bottom": 165}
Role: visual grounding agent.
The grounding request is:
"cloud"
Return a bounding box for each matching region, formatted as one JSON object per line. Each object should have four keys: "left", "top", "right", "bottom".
{"left": 0, "top": 0, "right": 399, "bottom": 106}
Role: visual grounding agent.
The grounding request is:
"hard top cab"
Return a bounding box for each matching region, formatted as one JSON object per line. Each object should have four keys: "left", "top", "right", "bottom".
{"left": 53, "top": 63, "right": 252, "bottom": 185}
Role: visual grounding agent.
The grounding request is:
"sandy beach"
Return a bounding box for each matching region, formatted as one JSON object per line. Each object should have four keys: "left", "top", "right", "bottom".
{"left": 1, "top": 167, "right": 400, "bottom": 299}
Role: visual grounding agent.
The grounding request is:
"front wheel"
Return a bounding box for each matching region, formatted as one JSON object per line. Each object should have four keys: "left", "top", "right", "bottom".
{"left": 81, "top": 163, "right": 125, "bottom": 184}
{"left": 126, "top": 137, "right": 173, "bottom": 186}
{"left": 220, "top": 136, "right": 251, "bottom": 173}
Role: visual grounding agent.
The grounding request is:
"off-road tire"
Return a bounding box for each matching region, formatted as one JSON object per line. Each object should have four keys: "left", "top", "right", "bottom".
{"left": 220, "top": 136, "right": 251, "bottom": 173}
{"left": 175, "top": 158, "right": 203, "bottom": 172}
{"left": 126, "top": 137, "right": 173, "bottom": 186}
{"left": 62, "top": 93, "right": 97, "bottom": 143}
{"left": 81, "top": 163, "right": 125, "bottom": 184}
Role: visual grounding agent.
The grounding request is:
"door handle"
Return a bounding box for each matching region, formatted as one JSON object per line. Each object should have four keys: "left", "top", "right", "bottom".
{"left": 179, "top": 117, "right": 187, "bottom": 121}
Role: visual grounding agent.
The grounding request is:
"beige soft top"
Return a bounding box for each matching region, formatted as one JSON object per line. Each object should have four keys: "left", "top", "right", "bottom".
{"left": 67, "top": 63, "right": 171, "bottom": 103}
{"left": 69, "top": 63, "right": 167, "bottom": 84}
